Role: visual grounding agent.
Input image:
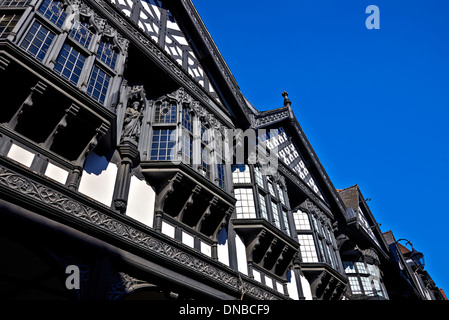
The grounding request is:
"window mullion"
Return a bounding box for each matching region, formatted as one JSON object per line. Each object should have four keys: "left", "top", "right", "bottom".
{"left": 192, "top": 114, "right": 201, "bottom": 170}
{"left": 79, "top": 54, "right": 94, "bottom": 89}
{"left": 175, "top": 104, "right": 183, "bottom": 161}
{"left": 45, "top": 31, "right": 65, "bottom": 67}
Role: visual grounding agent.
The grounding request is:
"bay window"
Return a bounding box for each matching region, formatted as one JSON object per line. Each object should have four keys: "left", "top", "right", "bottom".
{"left": 148, "top": 88, "right": 229, "bottom": 191}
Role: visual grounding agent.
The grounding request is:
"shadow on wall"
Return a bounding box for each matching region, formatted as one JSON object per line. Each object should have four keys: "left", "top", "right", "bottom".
{"left": 83, "top": 152, "right": 112, "bottom": 175}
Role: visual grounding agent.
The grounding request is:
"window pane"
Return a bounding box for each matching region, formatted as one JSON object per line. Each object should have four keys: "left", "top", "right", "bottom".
{"left": 293, "top": 209, "right": 311, "bottom": 230}
{"left": 282, "top": 210, "right": 290, "bottom": 236}
{"left": 0, "top": 13, "right": 20, "bottom": 38}
{"left": 20, "top": 21, "right": 55, "bottom": 61}
{"left": 181, "top": 132, "right": 192, "bottom": 164}
{"left": 271, "top": 201, "right": 281, "bottom": 229}
{"left": 297, "top": 234, "right": 318, "bottom": 263}
{"left": 267, "top": 181, "right": 276, "bottom": 198}
{"left": 258, "top": 193, "right": 268, "bottom": 220}
{"left": 355, "top": 262, "right": 367, "bottom": 274}
{"left": 348, "top": 277, "right": 362, "bottom": 294}
{"left": 38, "top": 0, "right": 67, "bottom": 28}
{"left": 360, "top": 277, "right": 374, "bottom": 296}
{"left": 70, "top": 21, "right": 93, "bottom": 49}
{"left": 53, "top": 44, "right": 85, "bottom": 85}
{"left": 277, "top": 184, "right": 285, "bottom": 204}
{"left": 154, "top": 101, "right": 176, "bottom": 123}
{"left": 181, "top": 108, "right": 192, "bottom": 132}
{"left": 87, "top": 66, "right": 110, "bottom": 104}
{"left": 97, "top": 41, "right": 117, "bottom": 69}
{"left": 254, "top": 166, "right": 264, "bottom": 189}
{"left": 200, "top": 146, "right": 211, "bottom": 178}
{"left": 217, "top": 163, "right": 226, "bottom": 190}
{"left": 231, "top": 164, "right": 251, "bottom": 184}
{"left": 234, "top": 188, "right": 256, "bottom": 219}
{"left": 150, "top": 129, "right": 176, "bottom": 160}
{"left": 344, "top": 261, "right": 356, "bottom": 274}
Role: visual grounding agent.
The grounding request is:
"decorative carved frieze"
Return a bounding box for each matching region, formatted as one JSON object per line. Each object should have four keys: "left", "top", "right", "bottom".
{"left": 251, "top": 109, "right": 290, "bottom": 128}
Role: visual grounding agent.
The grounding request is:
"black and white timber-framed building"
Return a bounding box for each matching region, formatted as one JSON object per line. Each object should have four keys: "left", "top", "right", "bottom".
{"left": 0, "top": 0, "right": 445, "bottom": 301}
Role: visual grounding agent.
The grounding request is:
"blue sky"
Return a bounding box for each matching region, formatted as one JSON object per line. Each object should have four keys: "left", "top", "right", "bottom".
{"left": 191, "top": 0, "right": 449, "bottom": 293}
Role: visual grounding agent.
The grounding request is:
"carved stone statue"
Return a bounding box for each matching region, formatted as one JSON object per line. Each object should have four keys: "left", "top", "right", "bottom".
{"left": 121, "top": 100, "right": 143, "bottom": 143}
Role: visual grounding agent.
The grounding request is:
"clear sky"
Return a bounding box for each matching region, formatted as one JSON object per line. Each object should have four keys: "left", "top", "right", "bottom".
{"left": 191, "top": 0, "right": 449, "bottom": 293}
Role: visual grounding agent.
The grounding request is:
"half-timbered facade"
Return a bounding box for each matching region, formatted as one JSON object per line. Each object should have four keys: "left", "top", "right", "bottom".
{"left": 0, "top": 0, "right": 444, "bottom": 301}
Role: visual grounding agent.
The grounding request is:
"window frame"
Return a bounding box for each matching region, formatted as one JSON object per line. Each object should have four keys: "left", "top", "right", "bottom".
{"left": 19, "top": 19, "right": 56, "bottom": 61}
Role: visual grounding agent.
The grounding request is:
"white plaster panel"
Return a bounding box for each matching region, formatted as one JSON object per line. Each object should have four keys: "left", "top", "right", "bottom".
{"left": 253, "top": 269, "right": 261, "bottom": 283}
{"left": 217, "top": 241, "right": 229, "bottom": 266}
{"left": 287, "top": 272, "right": 300, "bottom": 300}
{"left": 7, "top": 144, "right": 34, "bottom": 167}
{"left": 126, "top": 176, "right": 155, "bottom": 228}
{"left": 161, "top": 221, "right": 175, "bottom": 238}
{"left": 78, "top": 161, "right": 117, "bottom": 207}
{"left": 44, "top": 162, "right": 69, "bottom": 184}
{"left": 300, "top": 274, "right": 313, "bottom": 300}
{"left": 200, "top": 241, "right": 211, "bottom": 257}
{"left": 182, "top": 231, "right": 194, "bottom": 248}
{"left": 235, "top": 234, "right": 248, "bottom": 275}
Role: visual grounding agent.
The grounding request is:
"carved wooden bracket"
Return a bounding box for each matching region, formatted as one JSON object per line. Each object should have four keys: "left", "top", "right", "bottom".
{"left": 154, "top": 172, "right": 183, "bottom": 213}
{"left": 8, "top": 81, "right": 47, "bottom": 129}
{"left": 194, "top": 196, "right": 218, "bottom": 231}
{"left": 177, "top": 184, "right": 201, "bottom": 222}
{"left": 42, "top": 104, "right": 80, "bottom": 148}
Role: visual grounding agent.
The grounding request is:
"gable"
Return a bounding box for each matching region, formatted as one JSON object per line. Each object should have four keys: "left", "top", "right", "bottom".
{"left": 110, "top": 0, "right": 221, "bottom": 104}
{"left": 257, "top": 126, "right": 325, "bottom": 200}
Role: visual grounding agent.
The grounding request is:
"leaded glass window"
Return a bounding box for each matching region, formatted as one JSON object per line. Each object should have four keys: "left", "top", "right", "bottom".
{"left": 20, "top": 21, "right": 55, "bottom": 61}
{"left": 53, "top": 44, "right": 85, "bottom": 85}
{"left": 277, "top": 185, "right": 285, "bottom": 205}
{"left": 0, "top": 0, "right": 31, "bottom": 7}
{"left": 69, "top": 21, "right": 93, "bottom": 49}
{"left": 234, "top": 188, "right": 256, "bottom": 219}
{"left": 232, "top": 164, "right": 251, "bottom": 184}
{"left": 258, "top": 193, "right": 268, "bottom": 220}
{"left": 344, "top": 261, "right": 356, "bottom": 273}
{"left": 217, "top": 164, "right": 225, "bottom": 190}
{"left": 97, "top": 40, "right": 117, "bottom": 70}
{"left": 254, "top": 166, "right": 264, "bottom": 189}
{"left": 0, "top": 13, "right": 19, "bottom": 38}
{"left": 150, "top": 129, "right": 175, "bottom": 160}
{"left": 267, "top": 181, "right": 276, "bottom": 198}
{"left": 293, "top": 209, "right": 311, "bottom": 230}
{"left": 282, "top": 210, "right": 290, "bottom": 236}
{"left": 154, "top": 101, "right": 177, "bottom": 123}
{"left": 38, "top": 0, "right": 66, "bottom": 28}
{"left": 355, "top": 262, "right": 367, "bottom": 274}
{"left": 86, "top": 66, "right": 110, "bottom": 104}
{"left": 297, "top": 234, "right": 318, "bottom": 263}
{"left": 360, "top": 277, "right": 373, "bottom": 296}
{"left": 200, "top": 125, "right": 211, "bottom": 178}
{"left": 215, "top": 133, "right": 226, "bottom": 190}
{"left": 271, "top": 200, "right": 280, "bottom": 229}
{"left": 179, "top": 107, "right": 192, "bottom": 164}
{"left": 200, "top": 146, "right": 211, "bottom": 178}
{"left": 348, "top": 277, "right": 362, "bottom": 294}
